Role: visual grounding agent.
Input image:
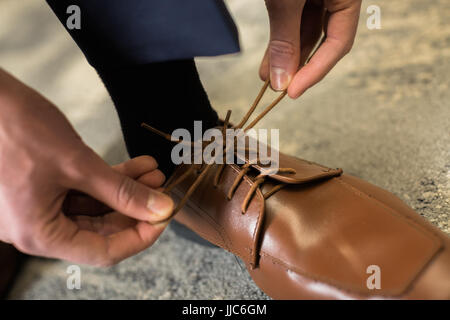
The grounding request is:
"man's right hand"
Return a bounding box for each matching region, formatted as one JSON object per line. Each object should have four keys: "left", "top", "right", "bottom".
{"left": 0, "top": 68, "right": 174, "bottom": 266}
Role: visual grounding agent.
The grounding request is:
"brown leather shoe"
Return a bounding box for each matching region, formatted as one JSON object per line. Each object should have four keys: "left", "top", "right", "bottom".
{"left": 143, "top": 80, "right": 450, "bottom": 300}
{"left": 169, "top": 154, "right": 450, "bottom": 299}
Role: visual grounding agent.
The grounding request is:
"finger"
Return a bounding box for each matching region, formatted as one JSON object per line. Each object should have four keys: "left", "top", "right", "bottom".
{"left": 68, "top": 151, "right": 173, "bottom": 224}
{"left": 137, "top": 169, "right": 166, "bottom": 189}
{"left": 112, "top": 155, "right": 158, "bottom": 179}
{"left": 264, "top": 0, "right": 306, "bottom": 91}
{"left": 63, "top": 156, "right": 164, "bottom": 217}
{"left": 37, "top": 214, "right": 168, "bottom": 266}
{"left": 70, "top": 212, "right": 137, "bottom": 236}
{"left": 287, "top": 2, "right": 361, "bottom": 98}
{"left": 261, "top": 0, "right": 324, "bottom": 82}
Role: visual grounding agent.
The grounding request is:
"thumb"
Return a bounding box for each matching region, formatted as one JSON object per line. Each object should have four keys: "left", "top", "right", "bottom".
{"left": 265, "top": 0, "right": 305, "bottom": 91}
{"left": 68, "top": 153, "right": 174, "bottom": 224}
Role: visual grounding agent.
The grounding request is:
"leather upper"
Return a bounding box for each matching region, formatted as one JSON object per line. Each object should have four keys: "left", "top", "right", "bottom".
{"left": 171, "top": 152, "right": 450, "bottom": 299}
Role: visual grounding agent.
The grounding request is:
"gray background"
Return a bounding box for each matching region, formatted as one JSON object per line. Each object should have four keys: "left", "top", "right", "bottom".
{"left": 0, "top": 0, "right": 448, "bottom": 299}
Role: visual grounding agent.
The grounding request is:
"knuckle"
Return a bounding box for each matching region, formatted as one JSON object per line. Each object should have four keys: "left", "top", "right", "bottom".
{"left": 116, "top": 175, "right": 137, "bottom": 211}
{"left": 269, "top": 39, "right": 296, "bottom": 57}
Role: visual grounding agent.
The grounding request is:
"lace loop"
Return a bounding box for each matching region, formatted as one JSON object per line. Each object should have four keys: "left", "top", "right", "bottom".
{"left": 142, "top": 82, "right": 292, "bottom": 269}
{"left": 140, "top": 33, "right": 325, "bottom": 268}
{"left": 142, "top": 79, "right": 288, "bottom": 219}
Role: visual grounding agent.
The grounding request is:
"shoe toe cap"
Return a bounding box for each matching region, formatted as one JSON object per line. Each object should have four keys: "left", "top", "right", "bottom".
{"left": 257, "top": 174, "right": 449, "bottom": 299}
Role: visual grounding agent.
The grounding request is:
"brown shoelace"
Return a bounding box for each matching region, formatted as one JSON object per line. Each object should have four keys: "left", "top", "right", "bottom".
{"left": 142, "top": 83, "right": 295, "bottom": 268}
{"left": 142, "top": 79, "right": 294, "bottom": 217}
{"left": 142, "top": 36, "right": 325, "bottom": 267}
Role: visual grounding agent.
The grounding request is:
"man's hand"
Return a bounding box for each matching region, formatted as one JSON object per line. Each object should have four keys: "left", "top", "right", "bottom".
{"left": 260, "top": 0, "right": 362, "bottom": 98}
{"left": 0, "top": 69, "right": 174, "bottom": 266}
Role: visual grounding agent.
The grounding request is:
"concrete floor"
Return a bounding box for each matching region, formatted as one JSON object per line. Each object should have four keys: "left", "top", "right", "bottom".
{"left": 1, "top": 0, "right": 449, "bottom": 299}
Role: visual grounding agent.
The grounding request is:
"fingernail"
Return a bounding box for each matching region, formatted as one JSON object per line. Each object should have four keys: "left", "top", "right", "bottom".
{"left": 270, "top": 67, "right": 291, "bottom": 91}
{"left": 147, "top": 189, "right": 174, "bottom": 221}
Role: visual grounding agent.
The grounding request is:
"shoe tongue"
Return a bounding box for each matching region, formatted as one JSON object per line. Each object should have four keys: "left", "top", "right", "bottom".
{"left": 239, "top": 152, "right": 343, "bottom": 184}
{"left": 223, "top": 129, "right": 342, "bottom": 184}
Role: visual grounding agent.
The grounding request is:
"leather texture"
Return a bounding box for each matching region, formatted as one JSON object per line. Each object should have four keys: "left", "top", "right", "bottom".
{"left": 171, "top": 152, "right": 450, "bottom": 299}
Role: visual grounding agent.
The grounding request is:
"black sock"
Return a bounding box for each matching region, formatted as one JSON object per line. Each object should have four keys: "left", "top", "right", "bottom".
{"left": 96, "top": 59, "right": 219, "bottom": 176}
